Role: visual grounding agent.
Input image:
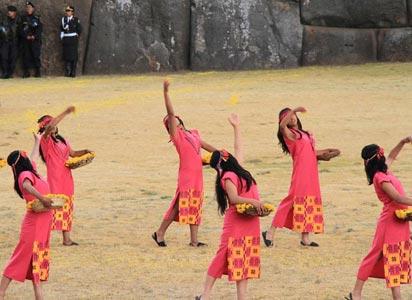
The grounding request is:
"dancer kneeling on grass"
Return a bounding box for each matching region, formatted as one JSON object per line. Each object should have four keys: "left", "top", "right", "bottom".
{"left": 262, "top": 107, "right": 339, "bottom": 248}
{"left": 196, "top": 114, "right": 266, "bottom": 300}
{"left": 153, "top": 80, "right": 216, "bottom": 247}
{"left": 345, "top": 137, "right": 412, "bottom": 300}
{"left": 0, "top": 133, "right": 53, "bottom": 300}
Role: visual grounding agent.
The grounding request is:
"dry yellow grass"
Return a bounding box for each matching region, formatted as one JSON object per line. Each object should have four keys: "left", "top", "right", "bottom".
{"left": 1, "top": 63, "right": 412, "bottom": 300}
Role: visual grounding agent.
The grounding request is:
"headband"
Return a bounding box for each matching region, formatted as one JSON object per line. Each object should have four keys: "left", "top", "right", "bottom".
{"left": 364, "top": 147, "right": 384, "bottom": 165}
{"left": 216, "top": 149, "right": 229, "bottom": 170}
{"left": 38, "top": 116, "right": 53, "bottom": 130}
{"left": 279, "top": 109, "right": 292, "bottom": 123}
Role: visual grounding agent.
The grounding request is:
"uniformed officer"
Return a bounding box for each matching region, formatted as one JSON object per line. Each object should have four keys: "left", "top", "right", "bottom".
{"left": 0, "top": 6, "right": 20, "bottom": 79}
{"left": 61, "top": 6, "right": 81, "bottom": 77}
{"left": 20, "top": 1, "right": 42, "bottom": 78}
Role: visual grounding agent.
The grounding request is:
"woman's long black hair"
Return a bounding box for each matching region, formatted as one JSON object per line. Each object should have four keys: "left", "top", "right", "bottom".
{"left": 37, "top": 115, "right": 67, "bottom": 163}
{"left": 7, "top": 150, "right": 40, "bottom": 199}
{"left": 277, "top": 108, "right": 309, "bottom": 154}
{"left": 361, "top": 144, "right": 387, "bottom": 185}
{"left": 210, "top": 150, "right": 256, "bottom": 215}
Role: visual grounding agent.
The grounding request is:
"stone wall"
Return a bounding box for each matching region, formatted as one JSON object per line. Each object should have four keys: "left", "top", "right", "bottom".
{"left": 1, "top": 0, "right": 412, "bottom": 76}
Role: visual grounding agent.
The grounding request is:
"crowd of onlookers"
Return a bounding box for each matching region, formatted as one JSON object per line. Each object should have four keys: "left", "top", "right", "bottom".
{"left": 0, "top": 1, "right": 81, "bottom": 79}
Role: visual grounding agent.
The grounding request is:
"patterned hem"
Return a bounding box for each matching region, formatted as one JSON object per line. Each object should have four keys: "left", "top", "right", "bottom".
{"left": 227, "top": 236, "right": 260, "bottom": 281}
{"left": 293, "top": 196, "right": 324, "bottom": 233}
{"left": 178, "top": 189, "right": 203, "bottom": 225}
{"left": 384, "top": 240, "right": 412, "bottom": 287}
{"left": 52, "top": 195, "right": 74, "bottom": 231}
{"left": 32, "top": 240, "right": 50, "bottom": 283}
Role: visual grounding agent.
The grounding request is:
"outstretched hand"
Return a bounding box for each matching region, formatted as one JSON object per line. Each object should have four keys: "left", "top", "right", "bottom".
{"left": 228, "top": 113, "right": 239, "bottom": 128}
{"left": 401, "top": 136, "right": 412, "bottom": 144}
{"left": 293, "top": 106, "right": 307, "bottom": 114}
{"left": 32, "top": 131, "right": 43, "bottom": 142}
{"left": 164, "top": 79, "right": 170, "bottom": 93}
{"left": 65, "top": 105, "right": 76, "bottom": 114}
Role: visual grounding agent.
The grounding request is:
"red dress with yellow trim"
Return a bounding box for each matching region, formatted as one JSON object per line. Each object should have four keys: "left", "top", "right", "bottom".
{"left": 3, "top": 164, "right": 53, "bottom": 283}
{"left": 271, "top": 128, "right": 324, "bottom": 233}
{"left": 357, "top": 171, "right": 411, "bottom": 287}
{"left": 207, "top": 172, "right": 261, "bottom": 281}
{"left": 40, "top": 136, "right": 75, "bottom": 231}
{"left": 164, "top": 128, "right": 204, "bottom": 225}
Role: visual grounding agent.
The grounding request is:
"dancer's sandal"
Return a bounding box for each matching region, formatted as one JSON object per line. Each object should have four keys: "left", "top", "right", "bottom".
{"left": 195, "top": 295, "right": 202, "bottom": 300}
{"left": 262, "top": 231, "right": 274, "bottom": 247}
{"left": 152, "top": 232, "right": 167, "bottom": 247}
{"left": 63, "top": 241, "right": 79, "bottom": 246}
{"left": 344, "top": 292, "right": 353, "bottom": 300}
{"left": 189, "top": 242, "right": 207, "bottom": 247}
{"left": 300, "top": 241, "right": 319, "bottom": 247}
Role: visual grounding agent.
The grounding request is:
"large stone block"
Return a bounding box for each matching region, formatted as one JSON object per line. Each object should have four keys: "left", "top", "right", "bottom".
{"left": 301, "top": 26, "right": 377, "bottom": 66}
{"left": 84, "top": 0, "right": 190, "bottom": 74}
{"left": 1, "top": 0, "right": 92, "bottom": 76}
{"left": 190, "top": 0, "right": 302, "bottom": 71}
{"left": 378, "top": 28, "right": 412, "bottom": 62}
{"left": 300, "top": 0, "right": 408, "bottom": 28}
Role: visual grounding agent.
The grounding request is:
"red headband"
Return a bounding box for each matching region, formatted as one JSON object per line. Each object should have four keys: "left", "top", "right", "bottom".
{"left": 365, "top": 147, "right": 384, "bottom": 165}
{"left": 38, "top": 116, "right": 53, "bottom": 130}
{"left": 279, "top": 109, "right": 292, "bottom": 122}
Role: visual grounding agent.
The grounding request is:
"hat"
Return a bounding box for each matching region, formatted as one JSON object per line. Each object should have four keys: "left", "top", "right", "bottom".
{"left": 65, "top": 5, "right": 74, "bottom": 12}
{"left": 7, "top": 5, "right": 17, "bottom": 12}
{"left": 26, "top": 1, "right": 35, "bottom": 8}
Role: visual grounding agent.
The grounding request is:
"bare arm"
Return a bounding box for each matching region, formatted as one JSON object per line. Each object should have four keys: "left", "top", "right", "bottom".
{"left": 386, "top": 136, "right": 412, "bottom": 167}
{"left": 381, "top": 181, "right": 412, "bottom": 206}
{"left": 163, "top": 80, "right": 179, "bottom": 139}
{"left": 200, "top": 140, "right": 216, "bottom": 152}
{"left": 279, "top": 106, "right": 306, "bottom": 141}
{"left": 30, "top": 132, "right": 42, "bottom": 162}
{"left": 69, "top": 148, "right": 93, "bottom": 158}
{"left": 225, "top": 180, "right": 266, "bottom": 214}
{"left": 43, "top": 106, "right": 75, "bottom": 139}
{"left": 22, "top": 179, "right": 52, "bottom": 208}
{"left": 228, "top": 113, "right": 243, "bottom": 165}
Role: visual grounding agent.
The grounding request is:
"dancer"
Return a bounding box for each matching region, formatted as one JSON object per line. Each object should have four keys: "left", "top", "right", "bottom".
{"left": 153, "top": 80, "right": 216, "bottom": 247}
{"left": 262, "top": 107, "right": 338, "bottom": 247}
{"left": 196, "top": 114, "right": 266, "bottom": 300}
{"left": 345, "top": 138, "right": 412, "bottom": 300}
{"left": 38, "top": 106, "right": 92, "bottom": 246}
{"left": 0, "top": 133, "right": 53, "bottom": 300}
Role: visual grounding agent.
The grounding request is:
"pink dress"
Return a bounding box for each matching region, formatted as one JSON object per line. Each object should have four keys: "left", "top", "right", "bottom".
{"left": 207, "top": 172, "right": 261, "bottom": 281}
{"left": 271, "top": 128, "right": 324, "bottom": 233}
{"left": 3, "top": 164, "right": 53, "bottom": 284}
{"left": 164, "top": 128, "right": 204, "bottom": 225}
{"left": 40, "top": 136, "right": 75, "bottom": 231}
{"left": 357, "top": 171, "right": 411, "bottom": 287}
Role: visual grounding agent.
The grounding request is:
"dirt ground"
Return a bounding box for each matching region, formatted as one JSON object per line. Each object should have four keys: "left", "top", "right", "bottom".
{"left": 1, "top": 63, "right": 412, "bottom": 300}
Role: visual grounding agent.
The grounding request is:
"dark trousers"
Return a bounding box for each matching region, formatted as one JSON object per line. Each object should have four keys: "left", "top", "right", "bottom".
{"left": 0, "top": 42, "right": 19, "bottom": 77}
{"left": 65, "top": 60, "right": 77, "bottom": 77}
{"left": 22, "top": 40, "right": 41, "bottom": 70}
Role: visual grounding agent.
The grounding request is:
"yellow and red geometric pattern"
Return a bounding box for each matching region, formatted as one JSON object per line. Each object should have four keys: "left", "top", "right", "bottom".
{"left": 293, "top": 196, "right": 324, "bottom": 233}
{"left": 178, "top": 189, "right": 203, "bottom": 225}
{"left": 383, "top": 241, "right": 412, "bottom": 287}
{"left": 32, "top": 240, "right": 50, "bottom": 283}
{"left": 52, "top": 195, "right": 74, "bottom": 231}
{"left": 227, "top": 236, "right": 260, "bottom": 281}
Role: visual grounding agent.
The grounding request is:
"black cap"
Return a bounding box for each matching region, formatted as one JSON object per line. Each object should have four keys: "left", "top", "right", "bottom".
{"left": 7, "top": 5, "right": 17, "bottom": 12}
{"left": 65, "top": 5, "right": 74, "bottom": 12}
{"left": 26, "top": 1, "right": 35, "bottom": 8}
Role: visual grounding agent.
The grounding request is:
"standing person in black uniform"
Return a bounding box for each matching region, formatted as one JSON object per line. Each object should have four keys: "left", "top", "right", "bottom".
{"left": 20, "top": 1, "right": 42, "bottom": 78}
{"left": 60, "top": 6, "right": 81, "bottom": 78}
{"left": 0, "top": 6, "right": 20, "bottom": 79}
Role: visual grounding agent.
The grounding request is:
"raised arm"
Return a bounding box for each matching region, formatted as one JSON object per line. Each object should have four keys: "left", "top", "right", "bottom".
{"left": 43, "top": 106, "right": 75, "bottom": 138}
{"left": 228, "top": 113, "right": 243, "bottom": 165}
{"left": 30, "top": 132, "right": 42, "bottom": 162}
{"left": 163, "top": 80, "right": 179, "bottom": 139}
{"left": 279, "top": 107, "right": 306, "bottom": 140}
{"left": 386, "top": 136, "right": 412, "bottom": 167}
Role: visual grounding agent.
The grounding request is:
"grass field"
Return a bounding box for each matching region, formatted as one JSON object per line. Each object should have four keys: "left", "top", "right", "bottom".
{"left": 1, "top": 63, "right": 412, "bottom": 300}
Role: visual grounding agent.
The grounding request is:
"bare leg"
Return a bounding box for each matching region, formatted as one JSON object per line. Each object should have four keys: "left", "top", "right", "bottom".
{"left": 264, "top": 225, "right": 277, "bottom": 242}
{"left": 391, "top": 286, "right": 401, "bottom": 300}
{"left": 155, "top": 201, "right": 179, "bottom": 242}
{"left": 32, "top": 281, "right": 44, "bottom": 300}
{"left": 351, "top": 278, "right": 365, "bottom": 300}
{"left": 190, "top": 224, "right": 199, "bottom": 245}
{"left": 0, "top": 276, "right": 12, "bottom": 300}
{"left": 198, "top": 274, "right": 217, "bottom": 300}
{"left": 301, "top": 232, "right": 310, "bottom": 244}
{"left": 236, "top": 279, "right": 248, "bottom": 300}
{"left": 63, "top": 231, "right": 71, "bottom": 244}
